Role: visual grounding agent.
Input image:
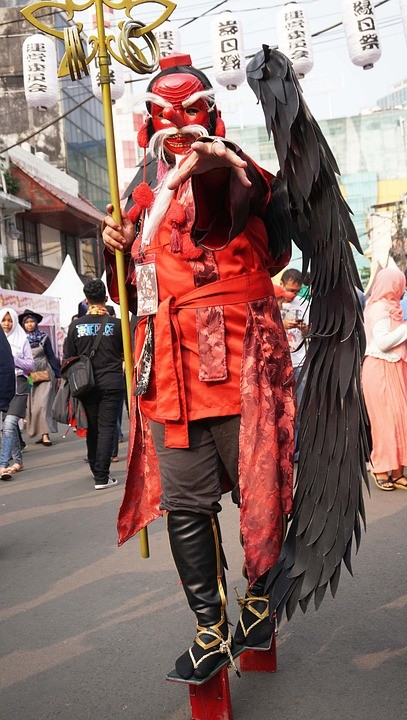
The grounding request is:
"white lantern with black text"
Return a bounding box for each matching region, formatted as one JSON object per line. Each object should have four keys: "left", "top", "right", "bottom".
{"left": 401, "top": 0, "right": 407, "bottom": 43}
{"left": 22, "top": 33, "right": 58, "bottom": 110}
{"left": 341, "top": 0, "right": 382, "bottom": 69}
{"left": 89, "top": 51, "right": 125, "bottom": 102}
{"left": 211, "top": 11, "right": 245, "bottom": 90}
{"left": 277, "top": 1, "right": 314, "bottom": 78}
{"left": 155, "top": 21, "right": 181, "bottom": 58}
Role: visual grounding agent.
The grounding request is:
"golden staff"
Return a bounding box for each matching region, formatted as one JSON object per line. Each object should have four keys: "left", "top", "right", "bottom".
{"left": 21, "top": 0, "right": 177, "bottom": 558}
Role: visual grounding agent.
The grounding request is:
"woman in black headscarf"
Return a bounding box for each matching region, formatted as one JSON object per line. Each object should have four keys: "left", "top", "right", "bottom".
{"left": 19, "top": 310, "right": 61, "bottom": 446}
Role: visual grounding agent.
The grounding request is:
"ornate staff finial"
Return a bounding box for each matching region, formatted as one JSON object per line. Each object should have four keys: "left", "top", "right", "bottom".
{"left": 21, "top": 0, "right": 176, "bottom": 80}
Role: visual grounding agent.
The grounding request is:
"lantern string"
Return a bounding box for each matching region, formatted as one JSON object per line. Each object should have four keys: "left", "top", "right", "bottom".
{"left": 2, "top": 0, "right": 396, "bottom": 152}
{"left": 0, "top": 0, "right": 391, "bottom": 33}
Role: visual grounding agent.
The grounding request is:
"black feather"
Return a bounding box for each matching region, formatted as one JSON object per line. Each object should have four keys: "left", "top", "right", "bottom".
{"left": 246, "top": 48, "right": 371, "bottom": 620}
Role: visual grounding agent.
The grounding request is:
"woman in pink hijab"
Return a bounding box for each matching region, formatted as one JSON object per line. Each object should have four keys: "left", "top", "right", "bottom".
{"left": 362, "top": 267, "right": 407, "bottom": 490}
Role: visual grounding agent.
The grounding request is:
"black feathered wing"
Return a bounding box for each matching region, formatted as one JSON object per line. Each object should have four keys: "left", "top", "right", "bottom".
{"left": 246, "top": 46, "right": 370, "bottom": 621}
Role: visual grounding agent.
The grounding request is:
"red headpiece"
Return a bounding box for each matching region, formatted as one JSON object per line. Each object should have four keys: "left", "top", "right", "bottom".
{"left": 137, "top": 54, "right": 225, "bottom": 150}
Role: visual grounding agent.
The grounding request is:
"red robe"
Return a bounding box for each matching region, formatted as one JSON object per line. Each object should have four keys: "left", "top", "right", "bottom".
{"left": 106, "top": 155, "right": 295, "bottom": 585}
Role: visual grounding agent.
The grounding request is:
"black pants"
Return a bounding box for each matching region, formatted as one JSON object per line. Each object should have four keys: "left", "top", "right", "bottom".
{"left": 149, "top": 415, "right": 241, "bottom": 515}
{"left": 82, "top": 388, "right": 124, "bottom": 483}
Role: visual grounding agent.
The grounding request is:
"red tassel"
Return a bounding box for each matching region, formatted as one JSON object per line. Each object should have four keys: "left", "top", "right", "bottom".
{"left": 132, "top": 182, "right": 154, "bottom": 210}
{"left": 167, "top": 202, "right": 187, "bottom": 225}
{"left": 180, "top": 234, "right": 204, "bottom": 260}
{"left": 171, "top": 226, "right": 181, "bottom": 253}
{"left": 127, "top": 203, "right": 141, "bottom": 223}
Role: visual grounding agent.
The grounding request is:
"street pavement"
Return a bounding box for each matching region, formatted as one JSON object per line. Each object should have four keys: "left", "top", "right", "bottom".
{"left": 1, "top": 424, "right": 406, "bottom": 720}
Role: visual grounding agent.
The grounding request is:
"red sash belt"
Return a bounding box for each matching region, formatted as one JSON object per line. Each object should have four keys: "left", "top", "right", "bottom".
{"left": 154, "top": 270, "right": 274, "bottom": 448}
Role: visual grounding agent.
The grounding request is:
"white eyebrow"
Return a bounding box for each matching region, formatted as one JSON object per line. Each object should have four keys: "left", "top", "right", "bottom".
{"left": 182, "top": 89, "right": 215, "bottom": 109}
{"left": 134, "top": 91, "right": 172, "bottom": 109}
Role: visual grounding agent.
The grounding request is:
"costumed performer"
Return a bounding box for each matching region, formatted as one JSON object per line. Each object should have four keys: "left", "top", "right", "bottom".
{"left": 103, "top": 50, "right": 370, "bottom": 681}
{"left": 103, "top": 53, "right": 295, "bottom": 681}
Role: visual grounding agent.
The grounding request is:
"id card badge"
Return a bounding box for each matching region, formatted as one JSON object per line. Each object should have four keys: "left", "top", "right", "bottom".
{"left": 135, "top": 256, "right": 158, "bottom": 316}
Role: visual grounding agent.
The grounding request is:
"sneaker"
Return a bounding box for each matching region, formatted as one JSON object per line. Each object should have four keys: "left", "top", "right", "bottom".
{"left": 94, "top": 476, "right": 118, "bottom": 490}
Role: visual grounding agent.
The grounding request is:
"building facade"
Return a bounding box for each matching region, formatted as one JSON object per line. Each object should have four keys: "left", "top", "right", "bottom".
{"left": 228, "top": 106, "right": 407, "bottom": 275}
{"left": 0, "top": 4, "right": 109, "bottom": 289}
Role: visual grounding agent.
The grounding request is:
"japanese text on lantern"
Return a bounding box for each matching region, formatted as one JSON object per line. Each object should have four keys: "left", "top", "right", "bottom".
{"left": 156, "top": 21, "right": 181, "bottom": 58}
{"left": 26, "top": 42, "right": 47, "bottom": 93}
{"left": 353, "top": 0, "right": 379, "bottom": 50}
{"left": 218, "top": 19, "right": 241, "bottom": 70}
{"left": 353, "top": 1, "right": 374, "bottom": 15}
{"left": 95, "top": 69, "right": 117, "bottom": 87}
{"left": 285, "top": 10, "right": 310, "bottom": 60}
{"left": 157, "top": 30, "right": 175, "bottom": 56}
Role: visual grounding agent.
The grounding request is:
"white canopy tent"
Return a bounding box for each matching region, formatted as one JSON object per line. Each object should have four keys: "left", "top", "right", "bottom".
{"left": 42, "top": 256, "right": 125, "bottom": 331}
{"left": 42, "top": 255, "right": 84, "bottom": 332}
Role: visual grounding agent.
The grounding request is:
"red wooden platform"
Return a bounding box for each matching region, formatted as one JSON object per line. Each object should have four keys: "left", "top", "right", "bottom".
{"left": 167, "top": 633, "right": 277, "bottom": 720}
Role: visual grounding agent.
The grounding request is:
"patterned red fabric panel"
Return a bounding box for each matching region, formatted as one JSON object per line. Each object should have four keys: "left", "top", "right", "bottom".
{"left": 189, "top": 251, "right": 220, "bottom": 287}
{"left": 196, "top": 306, "right": 227, "bottom": 382}
{"left": 239, "top": 297, "right": 296, "bottom": 585}
{"left": 190, "top": 251, "right": 227, "bottom": 382}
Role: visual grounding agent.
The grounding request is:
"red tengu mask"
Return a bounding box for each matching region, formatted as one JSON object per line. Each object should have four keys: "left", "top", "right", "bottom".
{"left": 149, "top": 72, "right": 211, "bottom": 156}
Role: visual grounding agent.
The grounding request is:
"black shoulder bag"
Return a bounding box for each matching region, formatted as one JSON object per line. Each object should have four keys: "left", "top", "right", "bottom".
{"left": 61, "top": 316, "right": 108, "bottom": 399}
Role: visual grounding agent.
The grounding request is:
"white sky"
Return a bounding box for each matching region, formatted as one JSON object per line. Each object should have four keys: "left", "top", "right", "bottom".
{"left": 116, "top": 0, "right": 407, "bottom": 125}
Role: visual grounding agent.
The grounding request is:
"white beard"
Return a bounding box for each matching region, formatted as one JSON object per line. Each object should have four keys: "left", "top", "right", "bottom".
{"left": 141, "top": 161, "right": 180, "bottom": 248}
{"left": 148, "top": 123, "right": 209, "bottom": 164}
{"left": 141, "top": 124, "right": 209, "bottom": 248}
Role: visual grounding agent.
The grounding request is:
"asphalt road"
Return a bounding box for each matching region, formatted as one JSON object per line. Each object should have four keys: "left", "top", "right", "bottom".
{"left": 1, "top": 425, "right": 406, "bottom": 720}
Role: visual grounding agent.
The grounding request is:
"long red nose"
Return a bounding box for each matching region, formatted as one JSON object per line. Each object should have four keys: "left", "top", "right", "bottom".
{"left": 162, "top": 106, "right": 184, "bottom": 128}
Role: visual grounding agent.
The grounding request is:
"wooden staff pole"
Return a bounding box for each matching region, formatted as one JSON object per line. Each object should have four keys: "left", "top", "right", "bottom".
{"left": 95, "top": 0, "right": 149, "bottom": 558}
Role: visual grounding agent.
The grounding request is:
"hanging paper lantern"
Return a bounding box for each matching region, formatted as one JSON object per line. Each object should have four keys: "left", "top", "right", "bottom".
{"left": 211, "top": 11, "right": 246, "bottom": 90}
{"left": 22, "top": 33, "right": 58, "bottom": 111}
{"left": 89, "top": 51, "right": 125, "bottom": 102}
{"left": 88, "top": 9, "right": 124, "bottom": 101}
{"left": 341, "top": 0, "right": 382, "bottom": 69}
{"left": 155, "top": 21, "right": 181, "bottom": 58}
{"left": 277, "top": 2, "right": 314, "bottom": 78}
{"left": 401, "top": 0, "right": 407, "bottom": 43}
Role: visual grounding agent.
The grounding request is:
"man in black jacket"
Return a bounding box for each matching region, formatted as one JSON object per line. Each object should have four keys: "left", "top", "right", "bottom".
{"left": 64, "top": 279, "right": 124, "bottom": 489}
{"left": 0, "top": 326, "right": 15, "bottom": 413}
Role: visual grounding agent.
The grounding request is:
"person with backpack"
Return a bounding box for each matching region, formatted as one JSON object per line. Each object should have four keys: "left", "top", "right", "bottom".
{"left": 63, "top": 279, "right": 124, "bottom": 489}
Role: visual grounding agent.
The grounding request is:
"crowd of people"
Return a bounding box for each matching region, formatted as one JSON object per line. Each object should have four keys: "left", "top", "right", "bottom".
{"left": 273, "top": 265, "right": 407, "bottom": 487}
{"left": 0, "top": 279, "right": 124, "bottom": 487}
